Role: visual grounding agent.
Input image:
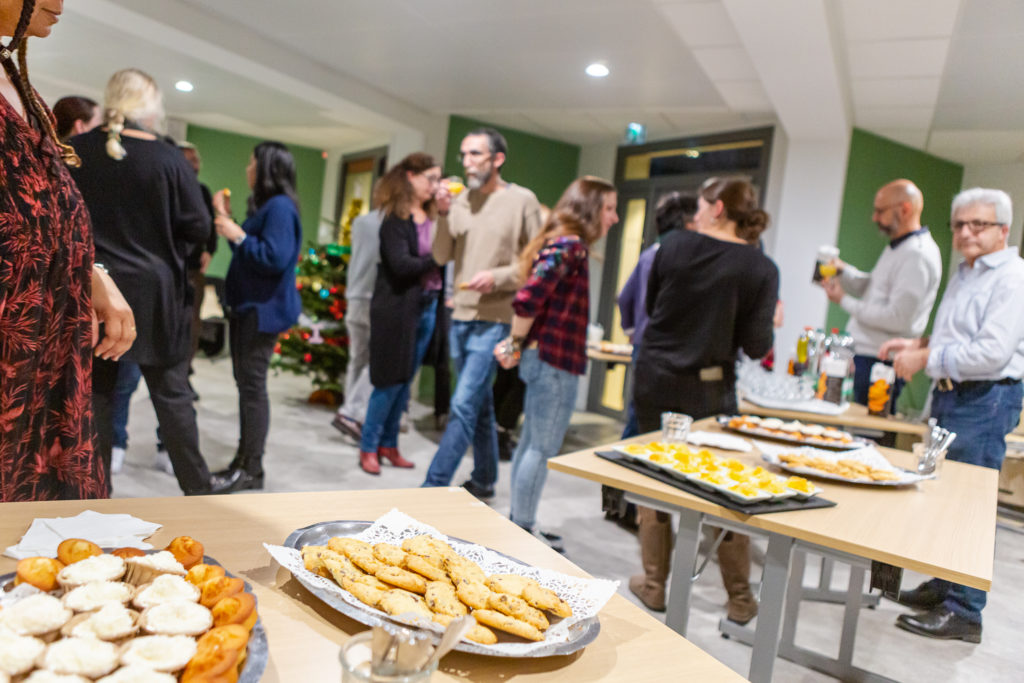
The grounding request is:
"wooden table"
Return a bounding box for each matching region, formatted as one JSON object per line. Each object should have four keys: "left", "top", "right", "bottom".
{"left": 586, "top": 348, "right": 632, "bottom": 365}
{"left": 549, "top": 419, "right": 998, "bottom": 683}
{"left": 0, "top": 488, "right": 744, "bottom": 683}
{"left": 738, "top": 399, "right": 927, "bottom": 436}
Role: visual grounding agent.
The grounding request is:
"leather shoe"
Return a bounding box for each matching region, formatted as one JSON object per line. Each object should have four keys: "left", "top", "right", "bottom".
{"left": 359, "top": 451, "right": 381, "bottom": 475}
{"left": 331, "top": 414, "right": 362, "bottom": 440}
{"left": 893, "top": 583, "right": 944, "bottom": 610}
{"left": 461, "top": 479, "right": 495, "bottom": 500}
{"left": 895, "top": 606, "right": 982, "bottom": 643}
{"left": 210, "top": 469, "right": 264, "bottom": 494}
{"left": 379, "top": 447, "right": 414, "bottom": 468}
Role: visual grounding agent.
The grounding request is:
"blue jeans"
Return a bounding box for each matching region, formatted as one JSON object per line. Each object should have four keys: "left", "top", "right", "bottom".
{"left": 509, "top": 349, "right": 579, "bottom": 530}
{"left": 423, "top": 320, "right": 509, "bottom": 487}
{"left": 360, "top": 294, "right": 437, "bottom": 452}
{"left": 112, "top": 362, "right": 143, "bottom": 449}
{"left": 919, "top": 380, "right": 1023, "bottom": 622}
{"left": 621, "top": 344, "right": 641, "bottom": 439}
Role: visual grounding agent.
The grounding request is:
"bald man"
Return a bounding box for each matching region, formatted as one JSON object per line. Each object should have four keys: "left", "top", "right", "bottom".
{"left": 822, "top": 179, "right": 942, "bottom": 405}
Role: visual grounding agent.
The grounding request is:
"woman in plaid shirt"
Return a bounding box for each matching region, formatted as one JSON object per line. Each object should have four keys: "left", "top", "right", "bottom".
{"left": 494, "top": 177, "right": 619, "bottom": 546}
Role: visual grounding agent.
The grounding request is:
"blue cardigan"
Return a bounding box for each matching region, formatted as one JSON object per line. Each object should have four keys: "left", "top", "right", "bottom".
{"left": 225, "top": 194, "right": 302, "bottom": 334}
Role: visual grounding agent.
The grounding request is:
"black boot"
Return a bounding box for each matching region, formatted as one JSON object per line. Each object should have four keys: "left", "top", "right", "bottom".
{"left": 498, "top": 428, "right": 516, "bottom": 462}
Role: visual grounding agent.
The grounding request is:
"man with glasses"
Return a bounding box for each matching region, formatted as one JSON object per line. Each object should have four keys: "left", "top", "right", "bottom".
{"left": 880, "top": 187, "right": 1024, "bottom": 643}
{"left": 820, "top": 179, "right": 942, "bottom": 405}
{"left": 423, "top": 128, "right": 542, "bottom": 499}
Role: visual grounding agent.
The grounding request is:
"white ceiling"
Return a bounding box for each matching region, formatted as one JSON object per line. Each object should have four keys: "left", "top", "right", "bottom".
{"left": 18, "top": 0, "right": 1024, "bottom": 164}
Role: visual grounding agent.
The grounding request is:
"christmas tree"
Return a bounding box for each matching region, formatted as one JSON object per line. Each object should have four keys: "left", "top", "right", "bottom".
{"left": 271, "top": 238, "right": 355, "bottom": 400}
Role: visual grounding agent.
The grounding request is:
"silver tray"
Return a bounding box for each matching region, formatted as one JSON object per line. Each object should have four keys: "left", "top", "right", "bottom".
{"left": 283, "top": 520, "right": 601, "bottom": 658}
{"left": 1, "top": 552, "right": 267, "bottom": 682}
{"left": 718, "top": 415, "right": 867, "bottom": 450}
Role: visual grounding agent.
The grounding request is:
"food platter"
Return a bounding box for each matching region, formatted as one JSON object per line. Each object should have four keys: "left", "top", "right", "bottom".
{"left": 274, "top": 517, "right": 609, "bottom": 658}
{"left": 718, "top": 415, "right": 868, "bottom": 450}
{"left": 757, "top": 441, "right": 933, "bottom": 486}
{"left": 0, "top": 551, "right": 267, "bottom": 683}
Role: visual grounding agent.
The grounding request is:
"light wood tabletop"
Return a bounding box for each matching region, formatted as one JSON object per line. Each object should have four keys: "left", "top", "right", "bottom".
{"left": 586, "top": 348, "right": 632, "bottom": 364}
{"left": 738, "top": 399, "right": 927, "bottom": 436}
{"left": 549, "top": 418, "right": 997, "bottom": 591}
{"left": 0, "top": 488, "right": 745, "bottom": 683}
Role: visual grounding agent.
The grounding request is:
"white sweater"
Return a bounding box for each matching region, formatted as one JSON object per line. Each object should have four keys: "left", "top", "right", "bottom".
{"left": 838, "top": 228, "right": 942, "bottom": 356}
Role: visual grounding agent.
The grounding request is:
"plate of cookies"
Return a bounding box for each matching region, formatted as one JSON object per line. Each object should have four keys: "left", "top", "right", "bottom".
{"left": 756, "top": 441, "right": 933, "bottom": 486}
{"left": 266, "top": 510, "right": 618, "bottom": 657}
{"left": 719, "top": 415, "right": 868, "bottom": 450}
{"left": 0, "top": 536, "right": 266, "bottom": 682}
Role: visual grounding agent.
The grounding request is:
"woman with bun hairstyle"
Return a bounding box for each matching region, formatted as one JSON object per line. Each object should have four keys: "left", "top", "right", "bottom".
{"left": 628, "top": 177, "right": 779, "bottom": 621}
{"left": 494, "top": 176, "right": 619, "bottom": 547}
{"left": 0, "top": 0, "right": 135, "bottom": 502}
{"left": 357, "top": 153, "right": 443, "bottom": 474}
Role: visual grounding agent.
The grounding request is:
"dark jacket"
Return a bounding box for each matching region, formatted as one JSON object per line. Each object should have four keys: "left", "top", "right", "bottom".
{"left": 369, "top": 214, "right": 437, "bottom": 387}
{"left": 225, "top": 194, "right": 302, "bottom": 334}
{"left": 70, "top": 129, "right": 209, "bottom": 366}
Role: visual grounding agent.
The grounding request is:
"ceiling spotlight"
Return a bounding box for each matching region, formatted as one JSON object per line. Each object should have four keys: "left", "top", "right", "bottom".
{"left": 175, "top": 80, "right": 194, "bottom": 93}
{"left": 585, "top": 63, "right": 609, "bottom": 78}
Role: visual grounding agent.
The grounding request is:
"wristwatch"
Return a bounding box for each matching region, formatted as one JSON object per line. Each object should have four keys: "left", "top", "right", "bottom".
{"left": 231, "top": 233, "right": 247, "bottom": 246}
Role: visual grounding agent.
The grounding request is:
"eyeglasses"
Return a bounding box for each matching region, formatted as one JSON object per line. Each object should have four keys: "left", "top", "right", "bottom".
{"left": 949, "top": 219, "right": 1003, "bottom": 234}
{"left": 421, "top": 173, "right": 442, "bottom": 184}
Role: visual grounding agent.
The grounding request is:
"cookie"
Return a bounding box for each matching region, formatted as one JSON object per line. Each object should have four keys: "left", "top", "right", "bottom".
{"left": 455, "top": 580, "right": 491, "bottom": 610}
{"left": 400, "top": 536, "right": 452, "bottom": 568}
{"left": 433, "top": 612, "right": 498, "bottom": 645}
{"left": 403, "top": 554, "right": 449, "bottom": 582}
{"left": 444, "top": 555, "right": 486, "bottom": 586}
{"left": 523, "top": 583, "right": 572, "bottom": 618}
{"left": 372, "top": 543, "right": 407, "bottom": 567}
{"left": 471, "top": 609, "right": 545, "bottom": 641}
{"left": 339, "top": 577, "right": 385, "bottom": 609}
{"left": 346, "top": 547, "right": 386, "bottom": 575}
{"left": 378, "top": 590, "right": 432, "bottom": 621}
{"left": 375, "top": 566, "right": 427, "bottom": 594}
{"left": 424, "top": 581, "right": 467, "bottom": 617}
{"left": 486, "top": 574, "right": 532, "bottom": 597}
{"left": 487, "top": 591, "right": 549, "bottom": 631}
{"left": 327, "top": 537, "right": 372, "bottom": 556}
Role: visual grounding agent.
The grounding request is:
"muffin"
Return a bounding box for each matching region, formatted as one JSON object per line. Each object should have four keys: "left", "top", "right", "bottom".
{"left": 123, "top": 551, "right": 186, "bottom": 586}
{"left": 62, "top": 581, "right": 133, "bottom": 612}
{"left": 60, "top": 604, "right": 139, "bottom": 642}
{"left": 55, "top": 554, "right": 126, "bottom": 590}
{"left": 97, "top": 665, "right": 178, "bottom": 683}
{"left": 119, "top": 635, "right": 197, "bottom": 673}
{"left": 0, "top": 630, "right": 46, "bottom": 676}
{"left": 139, "top": 601, "right": 213, "bottom": 636}
{"left": 37, "top": 636, "right": 119, "bottom": 678}
{"left": 21, "top": 672, "right": 91, "bottom": 683}
{"left": 0, "top": 594, "right": 72, "bottom": 640}
{"left": 132, "top": 574, "right": 200, "bottom": 610}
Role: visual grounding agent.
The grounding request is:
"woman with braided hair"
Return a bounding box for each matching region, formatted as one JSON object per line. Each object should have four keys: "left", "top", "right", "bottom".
{"left": 0, "top": 0, "right": 135, "bottom": 502}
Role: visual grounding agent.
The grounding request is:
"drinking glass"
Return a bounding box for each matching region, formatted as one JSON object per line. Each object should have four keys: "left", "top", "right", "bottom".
{"left": 340, "top": 632, "right": 437, "bottom": 683}
{"left": 661, "top": 412, "right": 693, "bottom": 444}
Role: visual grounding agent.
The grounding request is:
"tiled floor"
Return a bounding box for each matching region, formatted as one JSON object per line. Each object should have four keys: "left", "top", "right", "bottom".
{"left": 112, "top": 356, "right": 1024, "bottom": 682}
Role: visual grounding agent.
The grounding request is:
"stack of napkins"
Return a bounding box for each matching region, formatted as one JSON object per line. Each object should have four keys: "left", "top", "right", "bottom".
{"left": 3, "top": 510, "right": 162, "bottom": 560}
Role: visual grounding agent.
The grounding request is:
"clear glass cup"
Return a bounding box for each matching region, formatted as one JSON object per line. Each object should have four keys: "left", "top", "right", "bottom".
{"left": 912, "top": 442, "right": 945, "bottom": 477}
{"left": 340, "top": 632, "right": 438, "bottom": 683}
{"left": 661, "top": 412, "right": 693, "bottom": 444}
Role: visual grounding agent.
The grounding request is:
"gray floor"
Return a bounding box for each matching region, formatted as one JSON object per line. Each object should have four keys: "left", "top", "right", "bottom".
{"left": 114, "top": 356, "right": 1024, "bottom": 682}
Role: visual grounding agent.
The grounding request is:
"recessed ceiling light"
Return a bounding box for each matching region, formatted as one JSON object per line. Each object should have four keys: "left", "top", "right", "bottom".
{"left": 175, "top": 80, "right": 194, "bottom": 93}
{"left": 585, "top": 63, "right": 609, "bottom": 78}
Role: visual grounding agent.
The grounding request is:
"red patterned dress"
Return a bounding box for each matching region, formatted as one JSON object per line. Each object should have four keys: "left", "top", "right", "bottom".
{"left": 0, "top": 94, "right": 106, "bottom": 501}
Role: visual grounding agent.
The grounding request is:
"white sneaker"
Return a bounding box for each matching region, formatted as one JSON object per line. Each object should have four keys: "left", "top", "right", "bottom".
{"left": 111, "top": 447, "right": 126, "bottom": 474}
{"left": 153, "top": 449, "right": 175, "bottom": 475}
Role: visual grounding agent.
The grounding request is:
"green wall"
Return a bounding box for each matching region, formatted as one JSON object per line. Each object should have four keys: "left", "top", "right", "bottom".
{"left": 829, "top": 128, "right": 964, "bottom": 413}
{"left": 443, "top": 115, "right": 581, "bottom": 207}
{"left": 185, "top": 124, "right": 327, "bottom": 278}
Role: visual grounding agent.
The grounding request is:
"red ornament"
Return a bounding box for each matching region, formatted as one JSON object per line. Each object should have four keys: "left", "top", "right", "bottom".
{"left": 303, "top": 352, "right": 313, "bottom": 363}
{"left": 283, "top": 333, "right": 290, "bottom": 340}
{"left": 329, "top": 287, "right": 338, "bottom": 294}
{"left": 302, "top": 332, "right": 311, "bottom": 341}
{"left": 296, "top": 282, "right": 303, "bottom": 290}
{"left": 274, "top": 344, "right": 282, "bottom": 353}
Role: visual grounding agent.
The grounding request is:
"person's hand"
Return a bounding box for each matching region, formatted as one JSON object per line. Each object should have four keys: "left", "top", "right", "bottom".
{"left": 493, "top": 340, "right": 520, "bottom": 369}
{"left": 212, "top": 188, "right": 232, "bottom": 218}
{"left": 773, "top": 300, "right": 784, "bottom": 329}
{"left": 215, "top": 214, "right": 245, "bottom": 243}
{"left": 878, "top": 337, "right": 922, "bottom": 361}
{"left": 91, "top": 266, "right": 136, "bottom": 360}
{"left": 823, "top": 277, "right": 845, "bottom": 303}
{"left": 435, "top": 184, "right": 452, "bottom": 215}
{"left": 465, "top": 270, "right": 495, "bottom": 293}
{"left": 199, "top": 252, "right": 212, "bottom": 273}
{"left": 830, "top": 257, "right": 847, "bottom": 274}
{"left": 893, "top": 348, "right": 929, "bottom": 381}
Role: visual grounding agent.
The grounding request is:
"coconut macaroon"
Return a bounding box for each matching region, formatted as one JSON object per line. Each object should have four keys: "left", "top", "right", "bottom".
{"left": 139, "top": 601, "right": 213, "bottom": 637}
{"left": 60, "top": 604, "right": 139, "bottom": 642}
{"left": 55, "top": 555, "right": 126, "bottom": 590}
{"left": 123, "top": 551, "right": 186, "bottom": 586}
{"left": 38, "top": 637, "right": 120, "bottom": 678}
{"left": 132, "top": 574, "right": 200, "bottom": 610}
{"left": 0, "top": 630, "right": 46, "bottom": 677}
{"left": 0, "top": 594, "right": 72, "bottom": 639}
{"left": 119, "top": 635, "right": 197, "bottom": 673}
{"left": 62, "top": 581, "right": 134, "bottom": 613}
{"left": 97, "top": 665, "right": 178, "bottom": 683}
{"left": 21, "top": 671, "right": 91, "bottom": 683}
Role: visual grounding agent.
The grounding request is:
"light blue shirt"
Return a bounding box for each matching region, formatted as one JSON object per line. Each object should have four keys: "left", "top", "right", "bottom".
{"left": 926, "top": 246, "right": 1024, "bottom": 381}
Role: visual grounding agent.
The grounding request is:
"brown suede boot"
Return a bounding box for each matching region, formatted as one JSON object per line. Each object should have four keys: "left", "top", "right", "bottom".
{"left": 628, "top": 506, "right": 673, "bottom": 611}
{"left": 717, "top": 531, "right": 758, "bottom": 624}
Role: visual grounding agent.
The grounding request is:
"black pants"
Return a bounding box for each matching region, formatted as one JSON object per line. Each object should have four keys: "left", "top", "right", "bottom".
{"left": 634, "top": 374, "right": 737, "bottom": 432}
{"left": 94, "top": 354, "right": 212, "bottom": 495}
{"left": 493, "top": 365, "right": 526, "bottom": 431}
{"left": 229, "top": 309, "right": 278, "bottom": 477}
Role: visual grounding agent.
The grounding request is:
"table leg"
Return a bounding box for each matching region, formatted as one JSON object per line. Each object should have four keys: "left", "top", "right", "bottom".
{"left": 748, "top": 532, "right": 794, "bottom": 683}
{"left": 665, "top": 507, "right": 703, "bottom": 636}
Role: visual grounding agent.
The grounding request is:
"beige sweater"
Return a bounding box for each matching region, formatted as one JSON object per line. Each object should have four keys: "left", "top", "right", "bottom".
{"left": 433, "top": 182, "right": 542, "bottom": 323}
